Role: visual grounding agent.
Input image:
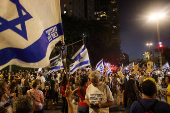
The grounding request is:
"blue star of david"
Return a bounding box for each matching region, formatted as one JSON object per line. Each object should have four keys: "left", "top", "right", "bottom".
{"left": 100, "top": 65, "right": 103, "bottom": 70}
{"left": 0, "top": 0, "right": 32, "bottom": 40}
{"left": 78, "top": 55, "right": 83, "bottom": 62}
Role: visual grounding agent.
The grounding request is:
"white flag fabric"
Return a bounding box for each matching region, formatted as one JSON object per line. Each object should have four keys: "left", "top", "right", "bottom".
{"left": 95, "top": 59, "right": 104, "bottom": 72}
{"left": 162, "top": 62, "right": 169, "bottom": 70}
{"left": 38, "top": 68, "right": 42, "bottom": 73}
{"left": 70, "top": 45, "right": 90, "bottom": 74}
{"left": 0, "top": 0, "right": 63, "bottom": 69}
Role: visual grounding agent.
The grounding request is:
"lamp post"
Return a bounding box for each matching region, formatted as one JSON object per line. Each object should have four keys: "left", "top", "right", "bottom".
{"left": 150, "top": 13, "right": 165, "bottom": 67}
{"left": 146, "top": 43, "right": 153, "bottom": 60}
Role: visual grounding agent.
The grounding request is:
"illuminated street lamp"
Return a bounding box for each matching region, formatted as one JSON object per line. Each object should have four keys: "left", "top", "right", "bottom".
{"left": 146, "top": 43, "right": 153, "bottom": 60}
{"left": 149, "top": 13, "right": 165, "bottom": 67}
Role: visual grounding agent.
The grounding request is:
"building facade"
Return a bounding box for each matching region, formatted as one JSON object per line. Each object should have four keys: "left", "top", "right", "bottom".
{"left": 60, "top": 0, "right": 94, "bottom": 19}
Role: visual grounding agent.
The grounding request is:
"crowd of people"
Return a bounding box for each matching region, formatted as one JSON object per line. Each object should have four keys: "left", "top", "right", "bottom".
{"left": 0, "top": 67, "right": 170, "bottom": 113}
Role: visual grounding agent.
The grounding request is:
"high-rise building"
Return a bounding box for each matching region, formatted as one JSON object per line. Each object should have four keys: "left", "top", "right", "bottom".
{"left": 94, "top": 0, "right": 121, "bottom": 65}
{"left": 60, "top": 0, "right": 94, "bottom": 19}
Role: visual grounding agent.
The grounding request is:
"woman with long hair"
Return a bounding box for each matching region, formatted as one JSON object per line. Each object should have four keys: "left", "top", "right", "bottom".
{"left": 27, "top": 79, "right": 44, "bottom": 113}
{"left": 22, "top": 77, "right": 30, "bottom": 95}
{"left": 73, "top": 74, "right": 89, "bottom": 113}
{"left": 122, "top": 79, "right": 141, "bottom": 113}
{"left": 61, "top": 74, "right": 69, "bottom": 113}
{"left": 9, "top": 82, "right": 17, "bottom": 100}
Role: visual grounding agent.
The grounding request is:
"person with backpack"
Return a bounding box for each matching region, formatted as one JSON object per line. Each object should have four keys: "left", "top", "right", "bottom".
{"left": 129, "top": 79, "right": 170, "bottom": 113}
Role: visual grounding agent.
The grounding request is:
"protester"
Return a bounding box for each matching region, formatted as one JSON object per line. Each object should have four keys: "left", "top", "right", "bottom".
{"left": 84, "top": 71, "right": 114, "bottom": 113}
{"left": 0, "top": 90, "right": 9, "bottom": 113}
{"left": 37, "top": 73, "right": 46, "bottom": 92}
{"left": 27, "top": 79, "right": 44, "bottom": 113}
{"left": 9, "top": 82, "right": 17, "bottom": 100}
{"left": 54, "top": 82, "right": 60, "bottom": 104}
{"left": 129, "top": 79, "right": 170, "bottom": 113}
{"left": 23, "top": 77, "right": 30, "bottom": 95}
{"left": 45, "top": 74, "right": 55, "bottom": 110}
{"left": 111, "top": 74, "right": 120, "bottom": 106}
{"left": 162, "top": 76, "right": 170, "bottom": 105}
{"left": 122, "top": 79, "right": 141, "bottom": 113}
{"left": 0, "top": 81, "right": 13, "bottom": 113}
{"left": 73, "top": 74, "right": 89, "bottom": 113}
{"left": 61, "top": 74, "right": 69, "bottom": 113}
{"left": 13, "top": 95, "right": 33, "bottom": 113}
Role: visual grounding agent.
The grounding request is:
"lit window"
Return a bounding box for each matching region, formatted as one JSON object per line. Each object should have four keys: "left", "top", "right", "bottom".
{"left": 64, "top": 4, "right": 66, "bottom": 7}
{"left": 97, "top": 18, "right": 100, "bottom": 20}
{"left": 64, "top": 11, "right": 66, "bottom": 14}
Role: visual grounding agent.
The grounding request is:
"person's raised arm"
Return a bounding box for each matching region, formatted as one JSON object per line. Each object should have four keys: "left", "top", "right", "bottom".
{"left": 65, "top": 85, "right": 73, "bottom": 113}
{"left": 72, "top": 88, "right": 78, "bottom": 96}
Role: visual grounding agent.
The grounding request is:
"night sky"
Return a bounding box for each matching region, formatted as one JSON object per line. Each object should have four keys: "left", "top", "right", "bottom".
{"left": 119, "top": 0, "right": 170, "bottom": 61}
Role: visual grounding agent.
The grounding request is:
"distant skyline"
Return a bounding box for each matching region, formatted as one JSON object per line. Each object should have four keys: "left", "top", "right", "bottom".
{"left": 119, "top": 0, "right": 170, "bottom": 61}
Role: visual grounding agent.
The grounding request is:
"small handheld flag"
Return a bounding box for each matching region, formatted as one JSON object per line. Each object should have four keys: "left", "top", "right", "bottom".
{"left": 70, "top": 45, "right": 90, "bottom": 74}
{"left": 95, "top": 59, "right": 104, "bottom": 72}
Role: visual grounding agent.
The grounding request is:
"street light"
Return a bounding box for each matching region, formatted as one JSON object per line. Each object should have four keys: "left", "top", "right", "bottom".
{"left": 149, "top": 13, "right": 165, "bottom": 67}
{"left": 146, "top": 43, "right": 153, "bottom": 61}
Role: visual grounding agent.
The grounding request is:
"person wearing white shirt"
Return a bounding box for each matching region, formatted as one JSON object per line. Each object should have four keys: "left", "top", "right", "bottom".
{"left": 37, "top": 73, "right": 46, "bottom": 91}
{"left": 84, "top": 71, "right": 114, "bottom": 113}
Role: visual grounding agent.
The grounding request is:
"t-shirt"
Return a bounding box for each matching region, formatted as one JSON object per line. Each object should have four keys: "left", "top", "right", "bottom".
{"left": 138, "top": 76, "right": 145, "bottom": 85}
{"left": 37, "top": 76, "right": 46, "bottom": 90}
{"left": 129, "top": 99, "right": 170, "bottom": 113}
{"left": 27, "top": 89, "right": 44, "bottom": 111}
{"left": 85, "top": 83, "right": 114, "bottom": 113}
{"left": 167, "top": 85, "right": 170, "bottom": 105}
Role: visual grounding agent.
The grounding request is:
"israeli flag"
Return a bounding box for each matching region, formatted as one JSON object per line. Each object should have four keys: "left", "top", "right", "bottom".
{"left": 70, "top": 45, "right": 90, "bottom": 74}
{"left": 106, "top": 67, "right": 112, "bottom": 74}
{"left": 153, "top": 63, "right": 156, "bottom": 70}
{"left": 49, "top": 55, "right": 64, "bottom": 71}
{"left": 0, "top": 0, "right": 64, "bottom": 70}
{"left": 95, "top": 59, "right": 104, "bottom": 72}
{"left": 162, "top": 62, "right": 169, "bottom": 70}
{"left": 38, "top": 68, "right": 42, "bottom": 73}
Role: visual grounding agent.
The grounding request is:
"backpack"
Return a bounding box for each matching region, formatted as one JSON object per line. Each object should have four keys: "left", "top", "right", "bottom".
{"left": 138, "top": 100, "right": 159, "bottom": 113}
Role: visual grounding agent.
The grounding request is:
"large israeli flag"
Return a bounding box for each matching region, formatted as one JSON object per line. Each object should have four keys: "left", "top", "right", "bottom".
{"left": 0, "top": 0, "right": 64, "bottom": 70}
{"left": 162, "top": 62, "right": 169, "bottom": 70}
{"left": 70, "top": 45, "right": 90, "bottom": 74}
{"left": 95, "top": 59, "right": 104, "bottom": 72}
{"left": 49, "top": 55, "right": 64, "bottom": 71}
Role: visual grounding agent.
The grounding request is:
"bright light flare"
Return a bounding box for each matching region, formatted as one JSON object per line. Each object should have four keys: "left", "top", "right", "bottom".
{"left": 150, "top": 13, "right": 165, "bottom": 20}
{"left": 146, "top": 43, "right": 153, "bottom": 46}
{"left": 159, "top": 13, "right": 165, "bottom": 18}
{"left": 150, "top": 14, "right": 157, "bottom": 20}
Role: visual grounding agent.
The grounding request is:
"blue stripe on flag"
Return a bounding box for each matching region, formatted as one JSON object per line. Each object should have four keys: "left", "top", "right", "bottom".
{"left": 73, "top": 45, "right": 86, "bottom": 61}
{"left": 0, "top": 23, "right": 63, "bottom": 66}
{"left": 50, "top": 55, "right": 61, "bottom": 64}
{"left": 70, "top": 60, "right": 90, "bottom": 73}
{"left": 96, "top": 60, "right": 103, "bottom": 69}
